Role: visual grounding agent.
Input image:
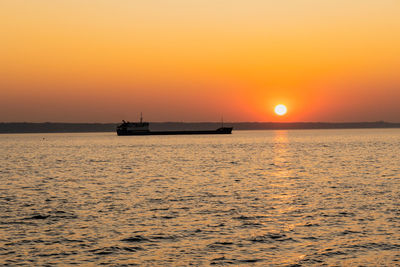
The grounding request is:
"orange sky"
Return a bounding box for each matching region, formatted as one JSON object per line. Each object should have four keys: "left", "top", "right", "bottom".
{"left": 1, "top": 0, "right": 399, "bottom": 122}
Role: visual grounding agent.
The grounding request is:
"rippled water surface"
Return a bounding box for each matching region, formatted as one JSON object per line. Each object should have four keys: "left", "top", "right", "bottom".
{"left": 1, "top": 129, "right": 399, "bottom": 266}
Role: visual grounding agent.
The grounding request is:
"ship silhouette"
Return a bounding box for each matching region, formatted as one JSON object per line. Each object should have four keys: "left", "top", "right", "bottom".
{"left": 117, "top": 114, "right": 232, "bottom": 136}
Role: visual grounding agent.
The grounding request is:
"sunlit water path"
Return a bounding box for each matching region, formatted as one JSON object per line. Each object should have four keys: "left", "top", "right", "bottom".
{"left": 1, "top": 129, "right": 399, "bottom": 265}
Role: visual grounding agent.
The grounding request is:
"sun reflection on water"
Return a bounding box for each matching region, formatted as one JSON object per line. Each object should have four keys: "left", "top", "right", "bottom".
{"left": 272, "top": 130, "right": 292, "bottom": 178}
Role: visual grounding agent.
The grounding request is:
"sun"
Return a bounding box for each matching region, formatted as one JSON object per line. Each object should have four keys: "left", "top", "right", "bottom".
{"left": 274, "top": 104, "right": 287, "bottom": 116}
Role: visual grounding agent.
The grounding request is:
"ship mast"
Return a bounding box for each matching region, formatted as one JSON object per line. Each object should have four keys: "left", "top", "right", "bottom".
{"left": 140, "top": 112, "right": 143, "bottom": 124}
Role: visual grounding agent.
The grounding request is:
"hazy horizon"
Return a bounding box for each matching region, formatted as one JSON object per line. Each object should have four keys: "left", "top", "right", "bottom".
{"left": 2, "top": 120, "right": 400, "bottom": 124}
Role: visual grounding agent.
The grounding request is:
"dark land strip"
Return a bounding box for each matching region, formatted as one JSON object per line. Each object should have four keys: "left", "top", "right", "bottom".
{"left": 1, "top": 121, "right": 399, "bottom": 134}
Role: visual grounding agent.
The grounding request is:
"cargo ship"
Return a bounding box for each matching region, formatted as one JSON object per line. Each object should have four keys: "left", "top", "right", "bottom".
{"left": 116, "top": 114, "right": 232, "bottom": 136}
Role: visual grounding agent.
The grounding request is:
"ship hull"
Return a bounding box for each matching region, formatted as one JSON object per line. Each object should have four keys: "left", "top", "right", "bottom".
{"left": 117, "top": 127, "right": 232, "bottom": 136}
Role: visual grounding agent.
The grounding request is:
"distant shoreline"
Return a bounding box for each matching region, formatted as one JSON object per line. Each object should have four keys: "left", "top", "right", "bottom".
{"left": 0, "top": 121, "right": 399, "bottom": 134}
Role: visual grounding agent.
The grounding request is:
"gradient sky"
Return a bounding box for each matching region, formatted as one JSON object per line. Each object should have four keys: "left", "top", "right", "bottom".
{"left": 1, "top": 0, "right": 399, "bottom": 122}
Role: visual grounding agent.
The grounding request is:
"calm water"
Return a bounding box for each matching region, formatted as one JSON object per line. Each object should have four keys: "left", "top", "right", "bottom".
{"left": 1, "top": 129, "right": 399, "bottom": 266}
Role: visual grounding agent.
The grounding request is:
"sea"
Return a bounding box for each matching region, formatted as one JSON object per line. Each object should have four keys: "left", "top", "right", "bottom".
{"left": 1, "top": 129, "right": 399, "bottom": 266}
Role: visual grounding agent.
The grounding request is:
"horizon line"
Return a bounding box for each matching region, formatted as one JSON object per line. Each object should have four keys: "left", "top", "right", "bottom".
{"left": 1, "top": 120, "right": 399, "bottom": 124}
